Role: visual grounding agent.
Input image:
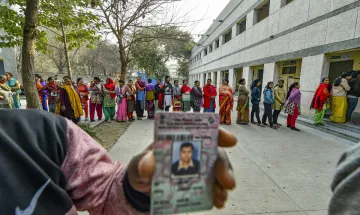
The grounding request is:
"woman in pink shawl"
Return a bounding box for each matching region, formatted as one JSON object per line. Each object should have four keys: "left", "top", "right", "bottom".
{"left": 116, "top": 80, "right": 127, "bottom": 122}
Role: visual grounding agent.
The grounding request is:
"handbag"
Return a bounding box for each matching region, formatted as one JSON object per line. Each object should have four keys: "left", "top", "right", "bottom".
{"left": 174, "top": 100, "right": 181, "bottom": 108}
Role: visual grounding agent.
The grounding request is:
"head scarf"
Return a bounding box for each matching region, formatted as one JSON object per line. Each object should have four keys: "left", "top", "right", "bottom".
{"left": 105, "top": 78, "right": 116, "bottom": 99}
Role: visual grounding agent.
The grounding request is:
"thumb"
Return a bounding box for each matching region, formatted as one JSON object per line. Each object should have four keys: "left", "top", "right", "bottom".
{"left": 138, "top": 150, "right": 155, "bottom": 179}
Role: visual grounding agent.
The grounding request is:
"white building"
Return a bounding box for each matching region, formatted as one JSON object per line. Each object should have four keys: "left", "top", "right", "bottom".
{"left": 189, "top": 0, "right": 360, "bottom": 117}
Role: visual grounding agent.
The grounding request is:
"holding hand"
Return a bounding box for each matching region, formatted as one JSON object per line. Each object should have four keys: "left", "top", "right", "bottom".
{"left": 127, "top": 128, "right": 237, "bottom": 208}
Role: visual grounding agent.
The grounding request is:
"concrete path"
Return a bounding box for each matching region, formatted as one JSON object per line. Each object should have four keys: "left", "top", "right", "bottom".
{"left": 101, "top": 109, "right": 353, "bottom": 215}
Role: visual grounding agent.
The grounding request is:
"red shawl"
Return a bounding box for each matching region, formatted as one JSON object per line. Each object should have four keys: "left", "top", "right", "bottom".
{"left": 310, "top": 83, "right": 330, "bottom": 111}
{"left": 105, "top": 78, "right": 116, "bottom": 99}
{"left": 203, "top": 85, "right": 217, "bottom": 109}
{"left": 181, "top": 85, "right": 192, "bottom": 94}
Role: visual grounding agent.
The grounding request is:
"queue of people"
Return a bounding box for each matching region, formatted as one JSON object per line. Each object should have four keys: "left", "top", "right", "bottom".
{"left": 1, "top": 71, "right": 360, "bottom": 128}
{"left": 311, "top": 71, "right": 360, "bottom": 125}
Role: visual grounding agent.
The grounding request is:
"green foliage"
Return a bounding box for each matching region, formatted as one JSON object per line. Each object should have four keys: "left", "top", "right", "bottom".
{"left": 0, "top": 0, "right": 102, "bottom": 52}
{"left": 131, "top": 27, "right": 194, "bottom": 79}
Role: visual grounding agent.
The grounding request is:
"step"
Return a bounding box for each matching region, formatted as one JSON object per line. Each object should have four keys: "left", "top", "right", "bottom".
{"left": 323, "top": 118, "right": 360, "bottom": 134}
{"left": 282, "top": 115, "right": 360, "bottom": 143}
{"left": 258, "top": 106, "right": 360, "bottom": 143}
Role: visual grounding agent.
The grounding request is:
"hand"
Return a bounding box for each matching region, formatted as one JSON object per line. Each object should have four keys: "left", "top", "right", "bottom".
{"left": 61, "top": 105, "right": 66, "bottom": 112}
{"left": 127, "top": 129, "right": 237, "bottom": 208}
{"left": 0, "top": 95, "right": 3, "bottom": 100}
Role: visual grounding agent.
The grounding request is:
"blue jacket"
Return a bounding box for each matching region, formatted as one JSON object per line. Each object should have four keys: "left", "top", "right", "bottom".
{"left": 251, "top": 87, "right": 261, "bottom": 104}
{"left": 263, "top": 88, "right": 274, "bottom": 104}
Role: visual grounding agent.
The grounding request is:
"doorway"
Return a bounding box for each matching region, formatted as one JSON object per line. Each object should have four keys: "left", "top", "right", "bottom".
{"left": 0, "top": 60, "right": 4, "bottom": 75}
{"left": 328, "top": 60, "right": 354, "bottom": 84}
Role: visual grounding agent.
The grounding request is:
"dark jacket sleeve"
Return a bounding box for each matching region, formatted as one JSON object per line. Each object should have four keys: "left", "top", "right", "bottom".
{"left": 329, "top": 143, "right": 360, "bottom": 214}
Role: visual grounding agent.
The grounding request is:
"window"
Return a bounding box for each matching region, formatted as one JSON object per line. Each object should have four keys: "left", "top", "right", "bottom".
{"left": 204, "top": 48, "right": 208, "bottom": 56}
{"left": 281, "top": 0, "right": 293, "bottom": 7}
{"left": 236, "top": 18, "right": 247, "bottom": 35}
{"left": 215, "top": 39, "right": 220, "bottom": 49}
{"left": 282, "top": 60, "right": 297, "bottom": 74}
{"left": 209, "top": 45, "right": 213, "bottom": 53}
{"left": 223, "top": 30, "right": 232, "bottom": 44}
{"left": 255, "top": 0, "right": 270, "bottom": 24}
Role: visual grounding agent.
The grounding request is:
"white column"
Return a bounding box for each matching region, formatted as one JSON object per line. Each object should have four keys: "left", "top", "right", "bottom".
{"left": 300, "top": 54, "right": 330, "bottom": 117}
{"left": 232, "top": 24, "right": 237, "bottom": 39}
{"left": 211, "top": 72, "right": 215, "bottom": 83}
{"left": 242, "top": 67, "right": 253, "bottom": 90}
{"left": 217, "top": 71, "right": 221, "bottom": 89}
{"left": 262, "top": 63, "right": 280, "bottom": 92}
{"left": 228, "top": 68, "right": 235, "bottom": 91}
{"left": 246, "top": 11, "right": 255, "bottom": 29}
{"left": 205, "top": 72, "right": 209, "bottom": 81}
{"left": 270, "top": 0, "right": 282, "bottom": 15}
{"left": 200, "top": 73, "right": 205, "bottom": 87}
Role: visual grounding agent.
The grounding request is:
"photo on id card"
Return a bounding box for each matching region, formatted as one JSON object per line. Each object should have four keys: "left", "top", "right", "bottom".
{"left": 151, "top": 112, "right": 220, "bottom": 215}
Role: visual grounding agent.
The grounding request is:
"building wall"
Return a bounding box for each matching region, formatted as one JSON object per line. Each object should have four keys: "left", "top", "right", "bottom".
{"left": 0, "top": 48, "right": 17, "bottom": 77}
{"left": 189, "top": 0, "right": 360, "bottom": 117}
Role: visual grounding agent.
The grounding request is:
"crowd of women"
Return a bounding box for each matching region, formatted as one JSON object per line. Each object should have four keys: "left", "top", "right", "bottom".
{"left": 311, "top": 71, "right": 360, "bottom": 125}
{"left": 2, "top": 70, "right": 359, "bottom": 128}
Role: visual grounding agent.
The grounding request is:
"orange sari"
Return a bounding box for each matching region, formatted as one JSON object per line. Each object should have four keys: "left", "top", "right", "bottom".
{"left": 219, "top": 84, "right": 234, "bottom": 125}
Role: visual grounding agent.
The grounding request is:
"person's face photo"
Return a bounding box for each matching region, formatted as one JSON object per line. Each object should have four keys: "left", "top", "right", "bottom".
{"left": 171, "top": 142, "right": 201, "bottom": 178}
{"left": 180, "top": 146, "right": 193, "bottom": 164}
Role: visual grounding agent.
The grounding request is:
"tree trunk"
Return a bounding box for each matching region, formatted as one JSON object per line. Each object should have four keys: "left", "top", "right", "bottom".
{"left": 21, "top": 0, "right": 42, "bottom": 109}
{"left": 118, "top": 36, "right": 127, "bottom": 80}
{"left": 59, "top": 10, "right": 72, "bottom": 78}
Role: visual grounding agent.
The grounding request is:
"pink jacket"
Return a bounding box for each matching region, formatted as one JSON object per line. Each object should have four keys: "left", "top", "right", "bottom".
{"left": 63, "top": 121, "right": 147, "bottom": 215}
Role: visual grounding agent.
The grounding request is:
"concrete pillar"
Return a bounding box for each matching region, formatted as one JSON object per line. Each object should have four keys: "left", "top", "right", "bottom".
{"left": 217, "top": 71, "right": 221, "bottom": 89}
{"left": 200, "top": 73, "right": 205, "bottom": 87}
{"left": 299, "top": 54, "right": 330, "bottom": 117}
{"left": 262, "top": 62, "right": 280, "bottom": 92}
{"left": 211, "top": 72, "right": 215, "bottom": 84}
{"left": 219, "top": 34, "right": 224, "bottom": 46}
{"left": 242, "top": 67, "right": 253, "bottom": 90}
{"left": 246, "top": 11, "right": 255, "bottom": 29}
{"left": 232, "top": 24, "right": 237, "bottom": 39}
{"left": 270, "top": 0, "right": 282, "bottom": 15}
{"left": 228, "top": 68, "right": 235, "bottom": 91}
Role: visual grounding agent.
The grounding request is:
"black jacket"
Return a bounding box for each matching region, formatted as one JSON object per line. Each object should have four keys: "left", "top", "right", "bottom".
{"left": 171, "top": 159, "right": 200, "bottom": 176}
{"left": 154, "top": 84, "right": 161, "bottom": 100}
{"left": 348, "top": 78, "right": 360, "bottom": 97}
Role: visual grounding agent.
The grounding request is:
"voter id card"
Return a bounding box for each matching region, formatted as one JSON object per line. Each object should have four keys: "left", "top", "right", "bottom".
{"left": 151, "top": 112, "right": 220, "bottom": 215}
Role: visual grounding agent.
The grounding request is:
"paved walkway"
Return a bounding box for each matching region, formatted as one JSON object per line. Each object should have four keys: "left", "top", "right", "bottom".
{"left": 98, "top": 109, "right": 353, "bottom": 215}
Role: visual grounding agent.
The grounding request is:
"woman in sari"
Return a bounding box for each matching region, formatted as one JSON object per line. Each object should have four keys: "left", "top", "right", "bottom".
{"left": 145, "top": 79, "right": 155, "bottom": 119}
{"left": 173, "top": 80, "right": 182, "bottom": 112}
{"left": 0, "top": 75, "right": 13, "bottom": 109}
{"left": 126, "top": 80, "right": 136, "bottom": 121}
{"left": 219, "top": 79, "right": 234, "bottom": 125}
{"left": 285, "top": 82, "right": 301, "bottom": 131}
{"left": 6, "top": 72, "right": 21, "bottom": 109}
{"left": 330, "top": 71, "right": 352, "bottom": 123}
{"left": 190, "top": 80, "right": 203, "bottom": 112}
{"left": 103, "top": 78, "right": 116, "bottom": 123}
{"left": 77, "top": 78, "right": 90, "bottom": 121}
{"left": 45, "top": 77, "right": 59, "bottom": 113}
{"left": 236, "top": 78, "right": 249, "bottom": 124}
{"left": 181, "top": 80, "right": 192, "bottom": 112}
{"left": 310, "top": 77, "right": 330, "bottom": 126}
{"left": 115, "top": 80, "right": 127, "bottom": 122}
{"left": 57, "top": 76, "right": 83, "bottom": 124}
